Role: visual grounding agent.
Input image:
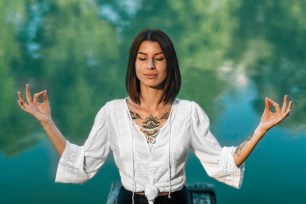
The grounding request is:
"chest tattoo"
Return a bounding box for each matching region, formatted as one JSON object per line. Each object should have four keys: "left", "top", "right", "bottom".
{"left": 130, "top": 111, "right": 142, "bottom": 120}
{"left": 129, "top": 111, "right": 170, "bottom": 144}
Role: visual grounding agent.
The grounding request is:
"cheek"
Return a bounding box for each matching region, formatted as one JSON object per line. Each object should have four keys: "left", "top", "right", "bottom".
{"left": 135, "top": 65, "right": 144, "bottom": 80}
{"left": 135, "top": 61, "right": 144, "bottom": 72}
{"left": 160, "top": 64, "right": 168, "bottom": 78}
{"left": 135, "top": 69, "right": 141, "bottom": 79}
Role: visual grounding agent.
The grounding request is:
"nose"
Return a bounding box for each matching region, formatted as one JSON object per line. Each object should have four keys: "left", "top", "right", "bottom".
{"left": 146, "top": 58, "right": 156, "bottom": 69}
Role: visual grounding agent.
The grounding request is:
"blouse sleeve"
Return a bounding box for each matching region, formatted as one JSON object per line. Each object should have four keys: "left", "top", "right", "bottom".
{"left": 55, "top": 102, "right": 110, "bottom": 184}
{"left": 190, "top": 101, "right": 245, "bottom": 188}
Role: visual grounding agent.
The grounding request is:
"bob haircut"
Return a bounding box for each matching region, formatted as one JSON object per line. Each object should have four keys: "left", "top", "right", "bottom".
{"left": 125, "top": 29, "right": 181, "bottom": 104}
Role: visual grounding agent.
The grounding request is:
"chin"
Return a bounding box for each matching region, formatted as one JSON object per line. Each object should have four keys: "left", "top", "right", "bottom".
{"left": 140, "top": 79, "right": 166, "bottom": 89}
{"left": 148, "top": 83, "right": 165, "bottom": 89}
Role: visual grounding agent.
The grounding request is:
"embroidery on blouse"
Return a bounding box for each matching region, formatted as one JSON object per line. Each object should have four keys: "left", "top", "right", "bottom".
{"left": 62, "top": 143, "right": 80, "bottom": 168}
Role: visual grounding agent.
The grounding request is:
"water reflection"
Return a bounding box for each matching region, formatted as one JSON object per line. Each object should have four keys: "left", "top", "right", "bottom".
{"left": 231, "top": 0, "right": 306, "bottom": 133}
{"left": 0, "top": 1, "right": 305, "bottom": 203}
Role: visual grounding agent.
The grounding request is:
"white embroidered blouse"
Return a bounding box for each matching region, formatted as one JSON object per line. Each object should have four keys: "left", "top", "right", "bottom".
{"left": 55, "top": 98, "right": 244, "bottom": 203}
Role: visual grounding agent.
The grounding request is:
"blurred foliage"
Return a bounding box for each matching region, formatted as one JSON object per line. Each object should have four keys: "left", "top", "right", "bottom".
{"left": 230, "top": 0, "right": 306, "bottom": 130}
{"left": 0, "top": 0, "right": 305, "bottom": 155}
{"left": 0, "top": 0, "right": 122, "bottom": 155}
{"left": 0, "top": 1, "right": 23, "bottom": 119}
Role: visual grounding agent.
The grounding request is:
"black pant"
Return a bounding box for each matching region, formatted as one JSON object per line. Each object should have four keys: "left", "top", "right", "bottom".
{"left": 117, "top": 186, "right": 190, "bottom": 204}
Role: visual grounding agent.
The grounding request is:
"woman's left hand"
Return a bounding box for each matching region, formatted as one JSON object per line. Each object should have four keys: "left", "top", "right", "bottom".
{"left": 256, "top": 95, "right": 293, "bottom": 136}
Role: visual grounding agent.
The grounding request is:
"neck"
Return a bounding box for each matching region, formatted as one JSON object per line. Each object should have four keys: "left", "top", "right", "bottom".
{"left": 139, "top": 86, "right": 165, "bottom": 111}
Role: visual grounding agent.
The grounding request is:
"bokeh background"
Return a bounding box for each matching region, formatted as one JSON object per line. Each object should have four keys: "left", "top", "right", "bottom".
{"left": 1, "top": 0, "right": 305, "bottom": 203}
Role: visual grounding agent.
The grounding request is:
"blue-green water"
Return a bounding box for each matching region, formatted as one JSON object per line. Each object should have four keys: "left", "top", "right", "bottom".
{"left": 1, "top": 0, "right": 306, "bottom": 203}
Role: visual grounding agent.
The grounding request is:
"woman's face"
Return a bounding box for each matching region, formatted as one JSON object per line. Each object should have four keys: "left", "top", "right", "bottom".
{"left": 135, "top": 41, "right": 167, "bottom": 90}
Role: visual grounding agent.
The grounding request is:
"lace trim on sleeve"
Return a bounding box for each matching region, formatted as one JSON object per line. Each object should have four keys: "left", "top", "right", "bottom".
{"left": 60, "top": 141, "right": 82, "bottom": 168}
{"left": 219, "top": 146, "right": 245, "bottom": 188}
{"left": 55, "top": 141, "right": 86, "bottom": 183}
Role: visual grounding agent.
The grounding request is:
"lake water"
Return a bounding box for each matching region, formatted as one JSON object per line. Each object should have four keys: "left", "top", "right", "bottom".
{"left": 1, "top": 0, "right": 305, "bottom": 203}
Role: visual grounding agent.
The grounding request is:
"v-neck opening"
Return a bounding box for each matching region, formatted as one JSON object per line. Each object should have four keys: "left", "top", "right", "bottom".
{"left": 124, "top": 97, "right": 177, "bottom": 155}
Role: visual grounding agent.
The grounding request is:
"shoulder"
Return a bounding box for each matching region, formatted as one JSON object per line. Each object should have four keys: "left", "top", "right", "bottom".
{"left": 95, "top": 98, "right": 126, "bottom": 118}
{"left": 105, "top": 98, "right": 126, "bottom": 107}
{"left": 175, "top": 98, "right": 203, "bottom": 110}
{"left": 173, "top": 98, "right": 194, "bottom": 116}
{"left": 175, "top": 98, "right": 208, "bottom": 118}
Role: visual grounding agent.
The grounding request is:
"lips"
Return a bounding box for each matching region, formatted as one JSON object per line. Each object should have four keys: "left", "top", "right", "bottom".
{"left": 144, "top": 74, "right": 158, "bottom": 78}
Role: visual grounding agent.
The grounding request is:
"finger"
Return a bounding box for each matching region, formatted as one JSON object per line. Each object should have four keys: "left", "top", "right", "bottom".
{"left": 17, "top": 91, "right": 24, "bottom": 102}
{"left": 264, "top": 97, "right": 270, "bottom": 113}
{"left": 286, "top": 101, "right": 293, "bottom": 113}
{"left": 17, "top": 91, "right": 30, "bottom": 109}
{"left": 281, "top": 95, "right": 288, "bottom": 113}
{"left": 266, "top": 97, "right": 281, "bottom": 113}
{"left": 33, "top": 91, "right": 44, "bottom": 104}
{"left": 18, "top": 91, "right": 29, "bottom": 106}
{"left": 17, "top": 99, "right": 27, "bottom": 111}
{"left": 42, "top": 90, "right": 49, "bottom": 103}
{"left": 272, "top": 101, "right": 293, "bottom": 125}
{"left": 279, "top": 101, "right": 293, "bottom": 121}
{"left": 25, "top": 84, "right": 33, "bottom": 103}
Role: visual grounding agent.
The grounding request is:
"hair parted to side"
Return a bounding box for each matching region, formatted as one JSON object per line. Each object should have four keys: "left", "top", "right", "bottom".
{"left": 125, "top": 29, "right": 181, "bottom": 104}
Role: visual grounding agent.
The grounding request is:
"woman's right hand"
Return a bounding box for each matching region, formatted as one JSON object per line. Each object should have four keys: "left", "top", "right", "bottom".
{"left": 17, "top": 84, "right": 52, "bottom": 125}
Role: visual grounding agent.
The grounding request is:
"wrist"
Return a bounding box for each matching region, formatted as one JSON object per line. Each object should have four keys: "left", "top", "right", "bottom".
{"left": 254, "top": 126, "right": 267, "bottom": 138}
{"left": 40, "top": 117, "right": 54, "bottom": 128}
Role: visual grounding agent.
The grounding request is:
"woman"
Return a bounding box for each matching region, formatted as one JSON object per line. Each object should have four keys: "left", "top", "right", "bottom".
{"left": 17, "top": 29, "right": 292, "bottom": 204}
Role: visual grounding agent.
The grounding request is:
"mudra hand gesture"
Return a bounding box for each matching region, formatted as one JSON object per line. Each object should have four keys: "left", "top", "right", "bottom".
{"left": 17, "top": 84, "right": 66, "bottom": 155}
{"left": 255, "top": 95, "right": 293, "bottom": 136}
{"left": 17, "top": 84, "right": 51, "bottom": 125}
{"left": 233, "top": 95, "right": 292, "bottom": 167}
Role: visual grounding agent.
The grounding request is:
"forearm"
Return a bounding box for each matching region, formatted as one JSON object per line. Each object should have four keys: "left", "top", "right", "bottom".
{"left": 233, "top": 95, "right": 292, "bottom": 167}
{"left": 233, "top": 128, "right": 267, "bottom": 167}
{"left": 41, "top": 119, "right": 67, "bottom": 156}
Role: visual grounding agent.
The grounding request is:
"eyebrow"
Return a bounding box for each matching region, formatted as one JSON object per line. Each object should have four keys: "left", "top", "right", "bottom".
{"left": 137, "top": 51, "right": 164, "bottom": 55}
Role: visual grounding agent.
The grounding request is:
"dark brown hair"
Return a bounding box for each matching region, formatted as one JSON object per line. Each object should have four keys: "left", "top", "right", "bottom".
{"left": 125, "top": 29, "right": 181, "bottom": 104}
